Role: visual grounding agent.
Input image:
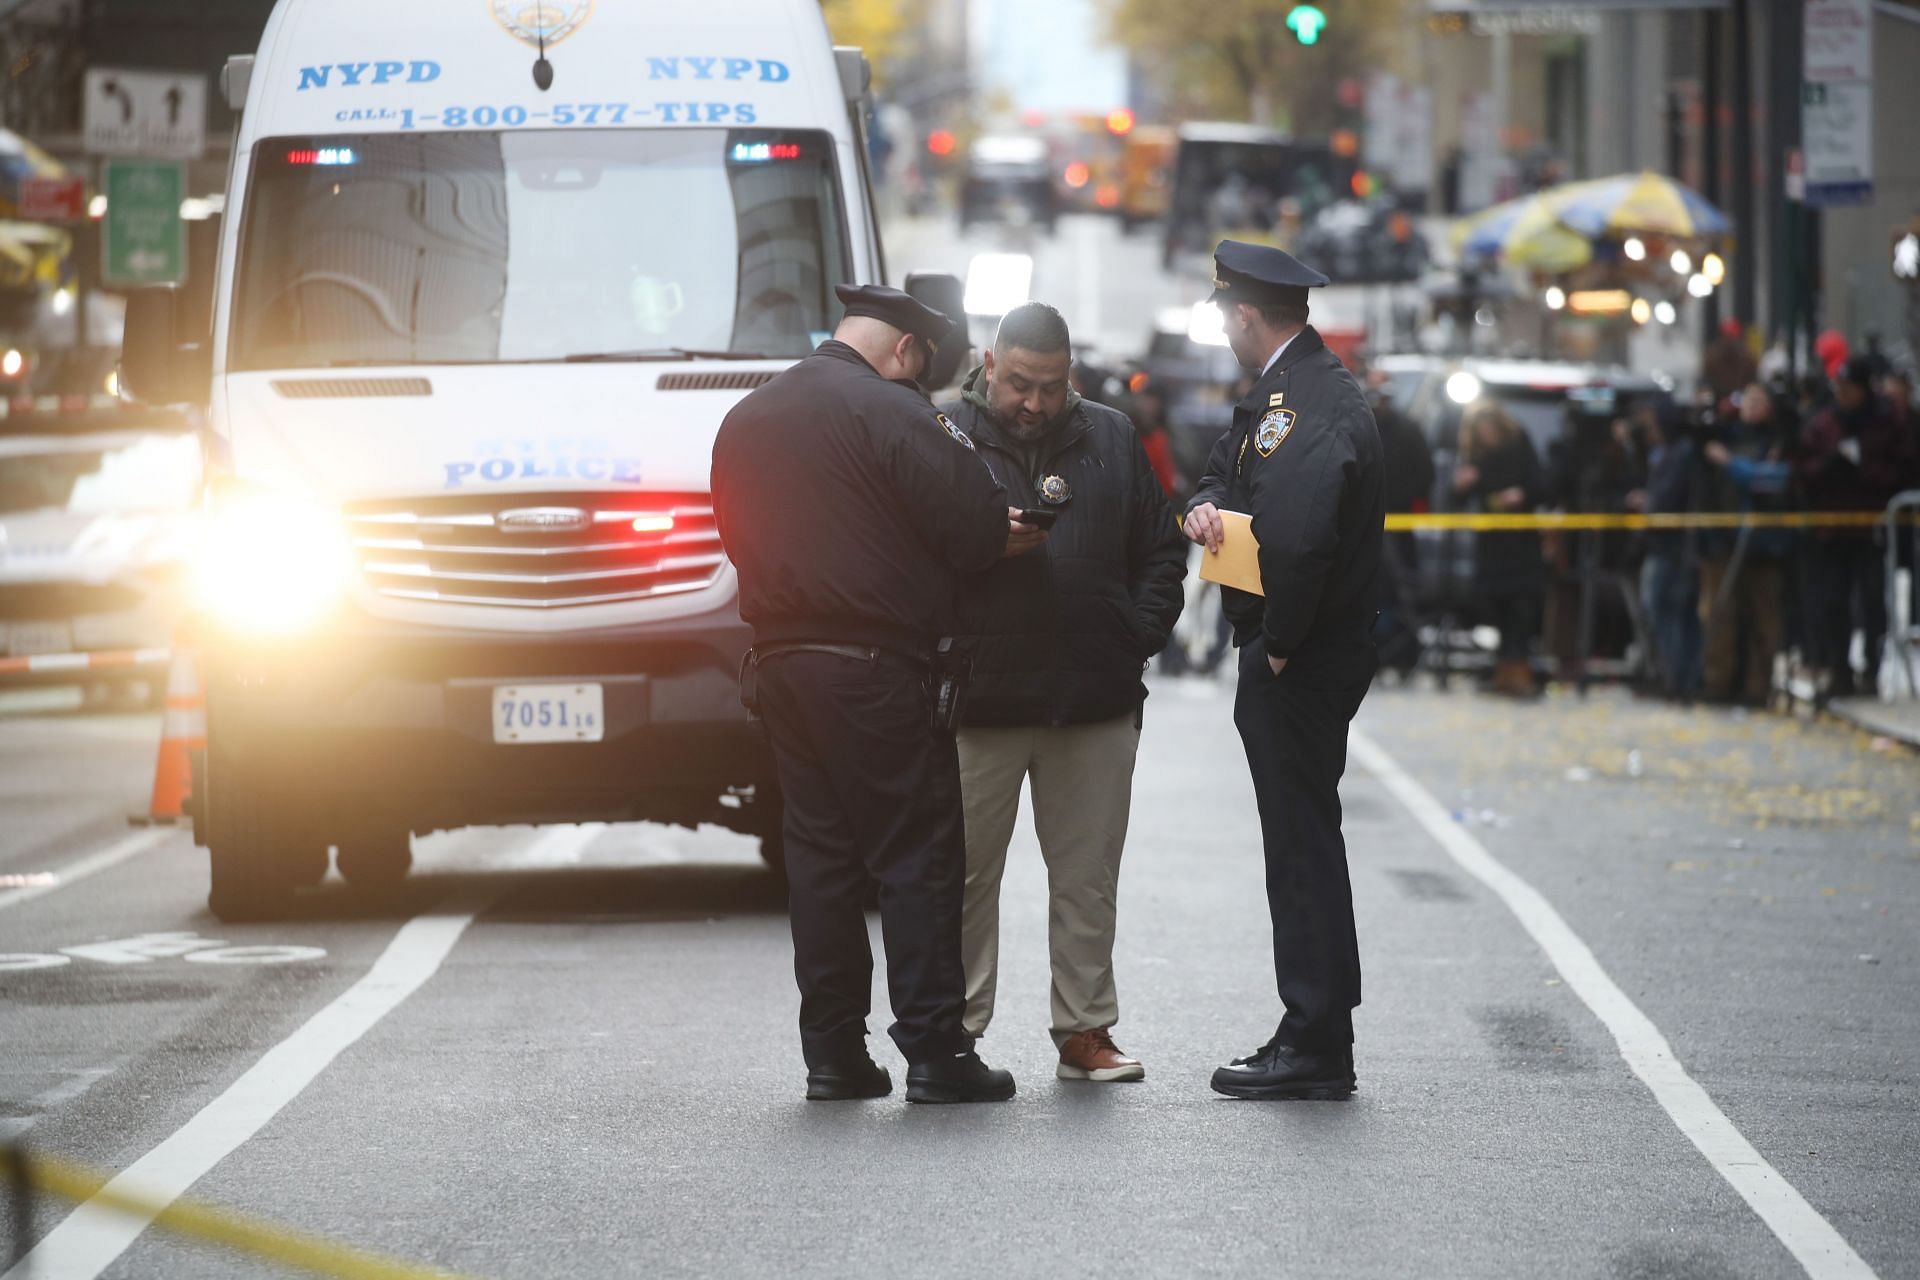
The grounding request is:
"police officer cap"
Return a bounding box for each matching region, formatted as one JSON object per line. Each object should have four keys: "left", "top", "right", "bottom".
{"left": 1210, "top": 239, "right": 1330, "bottom": 309}
{"left": 834, "top": 283, "right": 955, "bottom": 351}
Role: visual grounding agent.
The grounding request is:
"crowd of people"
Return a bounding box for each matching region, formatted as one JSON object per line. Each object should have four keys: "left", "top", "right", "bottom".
{"left": 1364, "top": 336, "right": 1916, "bottom": 706}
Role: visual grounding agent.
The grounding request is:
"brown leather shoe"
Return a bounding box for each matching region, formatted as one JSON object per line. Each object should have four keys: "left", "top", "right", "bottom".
{"left": 1056, "top": 1028, "right": 1145, "bottom": 1082}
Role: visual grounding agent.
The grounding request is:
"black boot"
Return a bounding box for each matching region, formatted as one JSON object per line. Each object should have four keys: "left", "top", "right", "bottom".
{"left": 905, "top": 1050, "right": 1016, "bottom": 1104}
{"left": 1210, "top": 1039, "right": 1355, "bottom": 1100}
{"left": 806, "top": 1054, "right": 892, "bottom": 1101}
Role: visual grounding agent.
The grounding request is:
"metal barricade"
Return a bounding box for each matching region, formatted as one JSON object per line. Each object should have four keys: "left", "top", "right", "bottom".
{"left": 1886, "top": 490, "right": 1920, "bottom": 699}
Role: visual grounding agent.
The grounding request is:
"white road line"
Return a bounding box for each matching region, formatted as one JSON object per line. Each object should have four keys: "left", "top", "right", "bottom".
{"left": 1349, "top": 728, "right": 1877, "bottom": 1280}
{"left": 2, "top": 889, "right": 495, "bottom": 1280}
{"left": 0, "top": 829, "right": 174, "bottom": 914}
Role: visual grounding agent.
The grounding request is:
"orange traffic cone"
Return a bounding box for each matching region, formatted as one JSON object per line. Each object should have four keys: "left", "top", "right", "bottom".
{"left": 137, "top": 647, "right": 206, "bottom": 825}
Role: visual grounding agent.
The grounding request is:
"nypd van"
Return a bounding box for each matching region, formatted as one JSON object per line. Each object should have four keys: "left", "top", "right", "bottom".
{"left": 121, "top": 0, "right": 962, "bottom": 919}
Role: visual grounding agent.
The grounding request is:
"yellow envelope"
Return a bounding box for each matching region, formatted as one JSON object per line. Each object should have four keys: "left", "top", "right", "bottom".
{"left": 1196, "top": 509, "right": 1264, "bottom": 596}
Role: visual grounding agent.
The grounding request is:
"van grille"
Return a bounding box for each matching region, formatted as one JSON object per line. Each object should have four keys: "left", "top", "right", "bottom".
{"left": 272, "top": 378, "right": 433, "bottom": 398}
{"left": 342, "top": 492, "right": 725, "bottom": 608}
{"left": 655, "top": 371, "right": 781, "bottom": 392}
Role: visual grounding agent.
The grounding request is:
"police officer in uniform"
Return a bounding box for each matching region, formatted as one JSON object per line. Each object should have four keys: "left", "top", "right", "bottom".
{"left": 711, "top": 284, "right": 1042, "bottom": 1104}
{"left": 1182, "top": 242, "right": 1385, "bottom": 1100}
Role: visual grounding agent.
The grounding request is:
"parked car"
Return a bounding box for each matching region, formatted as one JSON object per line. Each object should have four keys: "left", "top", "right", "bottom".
{"left": 0, "top": 404, "right": 200, "bottom": 703}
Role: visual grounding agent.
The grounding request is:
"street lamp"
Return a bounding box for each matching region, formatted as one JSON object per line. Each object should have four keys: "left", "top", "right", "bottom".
{"left": 1544, "top": 286, "right": 1567, "bottom": 311}
{"left": 1687, "top": 273, "right": 1714, "bottom": 299}
{"left": 1670, "top": 249, "right": 1692, "bottom": 276}
{"left": 1624, "top": 237, "right": 1647, "bottom": 261}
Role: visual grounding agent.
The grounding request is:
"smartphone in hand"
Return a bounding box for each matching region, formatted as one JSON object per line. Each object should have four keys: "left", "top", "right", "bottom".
{"left": 1015, "top": 508, "right": 1059, "bottom": 530}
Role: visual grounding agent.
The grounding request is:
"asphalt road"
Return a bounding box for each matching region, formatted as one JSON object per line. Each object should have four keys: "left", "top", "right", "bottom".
{"left": 2, "top": 674, "right": 1916, "bottom": 1279}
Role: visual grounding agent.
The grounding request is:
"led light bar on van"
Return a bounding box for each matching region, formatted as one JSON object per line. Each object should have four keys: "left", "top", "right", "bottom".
{"left": 286, "top": 148, "right": 358, "bottom": 166}
{"left": 730, "top": 142, "right": 801, "bottom": 163}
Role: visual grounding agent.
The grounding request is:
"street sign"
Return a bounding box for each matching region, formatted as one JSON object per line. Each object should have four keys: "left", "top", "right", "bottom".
{"left": 16, "top": 176, "right": 86, "bottom": 221}
{"left": 1801, "top": 82, "right": 1874, "bottom": 207}
{"left": 83, "top": 68, "right": 207, "bottom": 159}
{"left": 1800, "top": 0, "right": 1872, "bottom": 207}
{"left": 102, "top": 160, "right": 186, "bottom": 286}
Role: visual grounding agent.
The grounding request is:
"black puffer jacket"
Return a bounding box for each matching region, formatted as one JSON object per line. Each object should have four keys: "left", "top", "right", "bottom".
{"left": 939, "top": 378, "right": 1188, "bottom": 728}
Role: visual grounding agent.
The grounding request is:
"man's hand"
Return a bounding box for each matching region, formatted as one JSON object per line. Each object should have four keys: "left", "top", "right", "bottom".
{"left": 1453, "top": 463, "right": 1481, "bottom": 494}
{"left": 1003, "top": 508, "right": 1048, "bottom": 558}
{"left": 1184, "top": 502, "right": 1225, "bottom": 552}
{"left": 1268, "top": 654, "right": 1288, "bottom": 676}
{"left": 1704, "top": 441, "right": 1732, "bottom": 467}
{"left": 1493, "top": 485, "right": 1527, "bottom": 511}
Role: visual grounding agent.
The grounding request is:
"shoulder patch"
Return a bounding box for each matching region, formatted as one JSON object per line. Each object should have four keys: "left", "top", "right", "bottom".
{"left": 1254, "top": 408, "right": 1296, "bottom": 458}
{"left": 935, "top": 412, "right": 974, "bottom": 450}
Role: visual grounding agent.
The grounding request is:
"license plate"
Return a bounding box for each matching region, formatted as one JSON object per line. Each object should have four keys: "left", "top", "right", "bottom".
{"left": 6, "top": 621, "right": 73, "bottom": 658}
{"left": 492, "top": 684, "right": 604, "bottom": 744}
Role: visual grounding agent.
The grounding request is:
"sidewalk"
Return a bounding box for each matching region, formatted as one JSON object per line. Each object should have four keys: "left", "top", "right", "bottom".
{"left": 1826, "top": 695, "right": 1920, "bottom": 749}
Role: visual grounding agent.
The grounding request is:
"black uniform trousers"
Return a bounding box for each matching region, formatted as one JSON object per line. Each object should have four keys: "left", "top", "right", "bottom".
{"left": 1232, "top": 637, "right": 1376, "bottom": 1051}
{"left": 755, "top": 650, "right": 972, "bottom": 1068}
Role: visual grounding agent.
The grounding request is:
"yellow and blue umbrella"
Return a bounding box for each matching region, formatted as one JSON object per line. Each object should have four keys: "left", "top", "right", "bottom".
{"left": 1454, "top": 193, "right": 1595, "bottom": 273}
{"left": 1542, "top": 171, "right": 1730, "bottom": 240}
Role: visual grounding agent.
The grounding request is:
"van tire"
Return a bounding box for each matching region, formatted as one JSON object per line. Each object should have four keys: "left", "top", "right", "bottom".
{"left": 204, "top": 750, "right": 303, "bottom": 922}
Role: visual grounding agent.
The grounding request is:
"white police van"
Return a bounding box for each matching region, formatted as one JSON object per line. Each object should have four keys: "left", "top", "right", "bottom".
{"left": 121, "top": 0, "right": 963, "bottom": 919}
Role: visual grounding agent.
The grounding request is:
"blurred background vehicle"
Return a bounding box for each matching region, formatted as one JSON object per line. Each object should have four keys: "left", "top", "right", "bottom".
{"left": 1160, "top": 124, "right": 1354, "bottom": 268}
{"left": 959, "top": 134, "right": 1058, "bottom": 234}
{"left": 1292, "top": 199, "right": 1429, "bottom": 285}
{"left": 0, "top": 402, "right": 199, "bottom": 708}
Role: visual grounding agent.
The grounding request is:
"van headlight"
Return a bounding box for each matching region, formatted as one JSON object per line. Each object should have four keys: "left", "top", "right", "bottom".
{"left": 194, "top": 485, "right": 352, "bottom": 634}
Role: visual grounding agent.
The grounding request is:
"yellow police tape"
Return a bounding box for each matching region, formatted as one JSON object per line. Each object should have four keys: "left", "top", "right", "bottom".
{"left": 1382, "top": 511, "right": 1896, "bottom": 532}
{"left": 1, "top": 1146, "right": 470, "bottom": 1279}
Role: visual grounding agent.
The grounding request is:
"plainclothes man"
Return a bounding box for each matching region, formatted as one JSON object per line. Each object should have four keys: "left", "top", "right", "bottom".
{"left": 939, "top": 303, "right": 1187, "bottom": 1082}
{"left": 711, "top": 284, "right": 1044, "bottom": 1105}
{"left": 1183, "top": 242, "right": 1385, "bottom": 1100}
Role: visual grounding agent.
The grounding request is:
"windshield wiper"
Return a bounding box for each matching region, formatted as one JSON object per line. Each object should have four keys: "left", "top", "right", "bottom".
{"left": 562, "top": 348, "right": 785, "bottom": 363}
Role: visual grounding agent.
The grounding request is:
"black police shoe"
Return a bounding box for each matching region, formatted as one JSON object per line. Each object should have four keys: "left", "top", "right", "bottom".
{"left": 905, "top": 1050, "right": 1016, "bottom": 1104}
{"left": 1210, "top": 1039, "right": 1356, "bottom": 1101}
{"left": 806, "top": 1055, "right": 893, "bottom": 1102}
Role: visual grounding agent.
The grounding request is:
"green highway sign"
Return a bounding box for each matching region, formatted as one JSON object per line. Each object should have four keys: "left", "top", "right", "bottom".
{"left": 103, "top": 159, "right": 186, "bottom": 286}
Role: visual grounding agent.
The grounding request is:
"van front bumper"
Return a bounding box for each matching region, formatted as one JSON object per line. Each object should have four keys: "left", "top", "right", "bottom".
{"left": 198, "top": 599, "right": 771, "bottom": 833}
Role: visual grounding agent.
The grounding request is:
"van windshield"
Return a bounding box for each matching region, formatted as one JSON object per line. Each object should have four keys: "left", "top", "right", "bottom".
{"left": 230, "top": 129, "right": 851, "bottom": 371}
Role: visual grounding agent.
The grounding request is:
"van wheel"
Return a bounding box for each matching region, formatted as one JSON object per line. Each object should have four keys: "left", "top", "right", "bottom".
{"left": 204, "top": 750, "right": 305, "bottom": 922}
{"left": 337, "top": 832, "right": 413, "bottom": 891}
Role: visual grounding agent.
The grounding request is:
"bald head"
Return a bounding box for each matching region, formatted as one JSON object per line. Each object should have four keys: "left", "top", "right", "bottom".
{"left": 836, "top": 314, "right": 928, "bottom": 383}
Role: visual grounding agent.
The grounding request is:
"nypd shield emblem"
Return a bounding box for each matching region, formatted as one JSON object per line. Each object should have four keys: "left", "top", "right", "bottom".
{"left": 493, "top": 0, "right": 594, "bottom": 49}
{"left": 1039, "top": 474, "right": 1073, "bottom": 505}
{"left": 936, "top": 412, "right": 975, "bottom": 450}
{"left": 1255, "top": 409, "right": 1296, "bottom": 457}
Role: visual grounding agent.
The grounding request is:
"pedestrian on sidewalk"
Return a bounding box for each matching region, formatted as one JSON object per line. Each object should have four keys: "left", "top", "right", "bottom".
{"left": 1696, "top": 383, "right": 1796, "bottom": 706}
{"left": 1798, "top": 358, "right": 1910, "bottom": 699}
{"left": 1453, "top": 402, "right": 1546, "bottom": 697}
{"left": 1183, "top": 241, "right": 1384, "bottom": 1100}
{"left": 941, "top": 303, "right": 1187, "bottom": 1084}
{"left": 1634, "top": 402, "right": 1703, "bottom": 701}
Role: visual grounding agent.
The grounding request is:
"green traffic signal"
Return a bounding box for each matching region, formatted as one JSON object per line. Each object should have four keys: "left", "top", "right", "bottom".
{"left": 1287, "top": 3, "right": 1328, "bottom": 44}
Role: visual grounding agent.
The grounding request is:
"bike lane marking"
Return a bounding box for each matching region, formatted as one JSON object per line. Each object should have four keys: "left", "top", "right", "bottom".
{"left": 0, "top": 824, "right": 609, "bottom": 1278}
{"left": 1350, "top": 728, "right": 1877, "bottom": 1280}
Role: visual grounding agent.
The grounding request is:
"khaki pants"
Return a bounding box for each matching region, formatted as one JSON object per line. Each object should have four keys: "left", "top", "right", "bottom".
{"left": 1698, "top": 555, "right": 1784, "bottom": 704}
{"left": 957, "top": 713, "right": 1141, "bottom": 1047}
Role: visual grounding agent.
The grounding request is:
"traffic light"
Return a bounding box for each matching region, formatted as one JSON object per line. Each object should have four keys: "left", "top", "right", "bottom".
{"left": 1286, "top": 4, "right": 1328, "bottom": 45}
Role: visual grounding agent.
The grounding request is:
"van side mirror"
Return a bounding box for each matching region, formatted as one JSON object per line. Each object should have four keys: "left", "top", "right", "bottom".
{"left": 121, "top": 286, "right": 210, "bottom": 406}
{"left": 904, "top": 271, "right": 967, "bottom": 391}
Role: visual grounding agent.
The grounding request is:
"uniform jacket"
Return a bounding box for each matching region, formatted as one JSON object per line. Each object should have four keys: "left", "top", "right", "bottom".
{"left": 939, "top": 375, "right": 1188, "bottom": 727}
{"left": 711, "top": 341, "right": 1009, "bottom": 655}
{"left": 1187, "top": 326, "right": 1385, "bottom": 661}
